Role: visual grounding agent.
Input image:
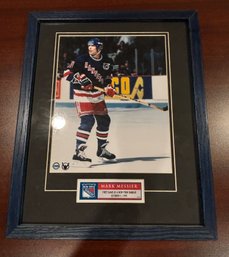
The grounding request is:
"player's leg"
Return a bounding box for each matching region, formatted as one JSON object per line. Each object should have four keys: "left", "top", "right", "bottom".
{"left": 73, "top": 114, "right": 95, "bottom": 163}
{"left": 95, "top": 114, "right": 116, "bottom": 161}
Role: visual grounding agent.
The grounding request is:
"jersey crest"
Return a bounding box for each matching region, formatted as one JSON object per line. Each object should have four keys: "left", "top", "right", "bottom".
{"left": 71, "top": 54, "right": 113, "bottom": 87}
{"left": 84, "top": 61, "right": 103, "bottom": 83}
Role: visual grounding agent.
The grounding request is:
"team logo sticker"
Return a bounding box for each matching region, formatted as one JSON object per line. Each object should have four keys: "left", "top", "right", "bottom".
{"left": 77, "top": 179, "right": 145, "bottom": 203}
{"left": 62, "top": 162, "right": 70, "bottom": 170}
{"left": 81, "top": 183, "right": 97, "bottom": 199}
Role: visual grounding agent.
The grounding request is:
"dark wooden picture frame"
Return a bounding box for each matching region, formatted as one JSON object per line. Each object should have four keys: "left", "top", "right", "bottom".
{"left": 6, "top": 10, "right": 216, "bottom": 240}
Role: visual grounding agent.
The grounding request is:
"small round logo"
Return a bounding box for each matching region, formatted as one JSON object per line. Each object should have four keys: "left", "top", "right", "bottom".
{"left": 52, "top": 162, "right": 60, "bottom": 170}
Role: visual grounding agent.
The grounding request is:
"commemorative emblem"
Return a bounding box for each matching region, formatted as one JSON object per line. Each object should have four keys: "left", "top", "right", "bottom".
{"left": 77, "top": 179, "right": 145, "bottom": 203}
{"left": 103, "top": 62, "right": 110, "bottom": 70}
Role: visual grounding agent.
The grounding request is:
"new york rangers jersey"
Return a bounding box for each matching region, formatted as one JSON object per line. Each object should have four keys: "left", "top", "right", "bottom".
{"left": 67, "top": 53, "right": 114, "bottom": 116}
{"left": 68, "top": 53, "right": 113, "bottom": 89}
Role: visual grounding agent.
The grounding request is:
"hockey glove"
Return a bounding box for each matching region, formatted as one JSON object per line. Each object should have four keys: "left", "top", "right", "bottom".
{"left": 72, "top": 73, "right": 93, "bottom": 91}
{"left": 105, "top": 85, "right": 116, "bottom": 97}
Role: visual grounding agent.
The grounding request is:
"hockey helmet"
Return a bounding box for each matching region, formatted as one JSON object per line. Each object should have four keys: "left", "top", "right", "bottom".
{"left": 87, "top": 38, "right": 103, "bottom": 51}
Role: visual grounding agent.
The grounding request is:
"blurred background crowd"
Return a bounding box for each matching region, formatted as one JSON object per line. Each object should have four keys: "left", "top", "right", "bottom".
{"left": 58, "top": 36, "right": 166, "bottom": 78}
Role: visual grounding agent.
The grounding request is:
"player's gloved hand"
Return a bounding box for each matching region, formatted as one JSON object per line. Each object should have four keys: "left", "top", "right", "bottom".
{"left": 72, "top": 73, "right": 93, "bottom": 91}
{"left": 79, "top": 74, "right": 93, "bottom": 90}
{"left": 105, "top": 85, "right": 116, "bottom": 97}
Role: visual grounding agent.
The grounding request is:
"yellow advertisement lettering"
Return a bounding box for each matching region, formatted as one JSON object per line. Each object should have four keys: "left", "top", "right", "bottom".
{"left": 111, "top": 77, "right": 119, "bottom": 94}
{"left": 121, "top": 77, "right": 130, "bottom": 95}
{"left": 130, "top": 77, "right": 144, "bottom": 99}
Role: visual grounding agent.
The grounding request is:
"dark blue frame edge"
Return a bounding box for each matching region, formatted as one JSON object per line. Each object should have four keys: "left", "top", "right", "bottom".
{"left": 6, "top": 14, "right": 40, "bottom": 237}
{"left": 6, "top": 10, "right": 217, "bottom": 240}
{"left": 188, "top": 12, "right": 217, "bottom": 239}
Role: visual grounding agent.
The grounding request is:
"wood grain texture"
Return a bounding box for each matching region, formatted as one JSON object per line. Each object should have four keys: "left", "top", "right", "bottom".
{"left": 0, "top": 1, "right": 229, "bottom": 257}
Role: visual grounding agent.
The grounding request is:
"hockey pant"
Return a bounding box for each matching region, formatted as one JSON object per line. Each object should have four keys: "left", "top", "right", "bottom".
{"left": 76, "top": 114, "right": 111, "bottom": 150}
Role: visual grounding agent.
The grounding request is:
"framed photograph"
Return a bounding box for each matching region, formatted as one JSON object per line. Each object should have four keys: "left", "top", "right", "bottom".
{"left": 6, "top": 11, "right": 216, "bottom": 239}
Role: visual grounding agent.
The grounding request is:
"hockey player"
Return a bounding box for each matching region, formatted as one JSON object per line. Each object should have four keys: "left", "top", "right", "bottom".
{"left": 67, "top": 38, "right": 116, "bottom": 165}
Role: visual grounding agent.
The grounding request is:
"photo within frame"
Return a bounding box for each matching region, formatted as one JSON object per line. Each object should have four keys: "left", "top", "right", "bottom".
{"left": 48, "top": 33, "right": 174, "bottom": 176}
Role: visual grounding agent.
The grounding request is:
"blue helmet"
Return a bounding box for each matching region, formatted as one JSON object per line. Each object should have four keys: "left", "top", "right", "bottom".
{"left": 88, "top": 38, "right": 103, "bottom": 51}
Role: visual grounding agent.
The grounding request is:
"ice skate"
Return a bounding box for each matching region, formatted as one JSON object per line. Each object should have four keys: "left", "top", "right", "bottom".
{"left": 97, "top": 143, "right": 116, "bottom": 163}
{"left": 72, "top": 145, "right": 92, "bottom": 168}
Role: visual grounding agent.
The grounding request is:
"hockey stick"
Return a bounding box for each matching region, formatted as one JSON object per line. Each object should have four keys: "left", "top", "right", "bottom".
{"left": 94, "top": 86, "right": 168, "bottom": 111}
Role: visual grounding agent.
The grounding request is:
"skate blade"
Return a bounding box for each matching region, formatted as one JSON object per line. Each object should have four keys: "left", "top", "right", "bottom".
{"left": 71, "top": 161, "right": 92, "bottom": 168}
{"left": 97, "top": 157, "right": 117, "bottom": 164}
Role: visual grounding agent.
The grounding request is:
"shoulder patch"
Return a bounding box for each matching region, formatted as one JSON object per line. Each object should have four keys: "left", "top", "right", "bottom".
{"left": 103, "top": 63, "right": 110, "bottom": 70}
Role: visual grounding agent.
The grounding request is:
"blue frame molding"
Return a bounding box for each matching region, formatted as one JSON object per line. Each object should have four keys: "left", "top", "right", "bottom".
{"left": 6, "top": 11, "right": 216, "bottom": 240}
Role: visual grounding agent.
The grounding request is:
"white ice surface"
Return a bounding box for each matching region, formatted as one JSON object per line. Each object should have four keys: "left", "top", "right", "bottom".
{"left": 49, "top": 106, "right": 173, "bottom": 174}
